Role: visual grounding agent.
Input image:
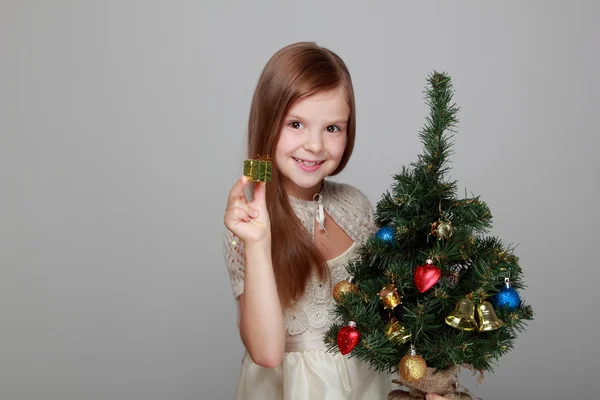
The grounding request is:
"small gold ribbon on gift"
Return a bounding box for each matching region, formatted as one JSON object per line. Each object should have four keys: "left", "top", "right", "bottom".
{"left": 243, "top": 155, "right": 272, "bottom": 182}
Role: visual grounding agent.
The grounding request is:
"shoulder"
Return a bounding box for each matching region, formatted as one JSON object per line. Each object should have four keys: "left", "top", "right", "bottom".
{"left": 324, "top": 180, "right": 375, "bottom": 224}
{"left": 325, "top": 180, "right": 373, "bottom": 212}
{"left": 324, "top": 180, "right": 377, "bottom": 242}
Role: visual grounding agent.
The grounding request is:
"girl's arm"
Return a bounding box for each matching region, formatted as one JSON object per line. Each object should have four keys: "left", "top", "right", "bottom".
{"left": 238, "top": 240, "right": 285, "bottom": 368}
{"left": 224, "top": 176, "right": 285, "bottom": 368}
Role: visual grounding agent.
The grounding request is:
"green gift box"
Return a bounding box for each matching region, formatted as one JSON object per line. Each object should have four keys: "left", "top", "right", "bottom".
{"left": 243, "top": 156, "right": 272, "bottom": 182}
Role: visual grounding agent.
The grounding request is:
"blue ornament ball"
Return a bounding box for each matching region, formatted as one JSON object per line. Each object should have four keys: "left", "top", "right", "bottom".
{"left": 375, "top": 226, "right": 395, "bottom": 243}
{"left": 494, "top": 287, "right": 521, "bottom": 311}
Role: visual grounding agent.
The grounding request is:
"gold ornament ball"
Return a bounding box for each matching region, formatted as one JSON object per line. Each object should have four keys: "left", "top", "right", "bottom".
{"left": 432, "top": 220, "right": 454, "bottom": 240}
{"left": 333, "top": 278, "right": 358, "bottom": 302}
{"left": 398, "top": 353, "right": 427, "bottom": 382}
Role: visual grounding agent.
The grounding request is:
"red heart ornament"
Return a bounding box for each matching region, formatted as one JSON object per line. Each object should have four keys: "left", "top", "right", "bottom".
{"left": 337, "top": 321, "right": 360, "bottom": 355}
{"left": 413, "top": 259, "right": 441, "bottom": 293}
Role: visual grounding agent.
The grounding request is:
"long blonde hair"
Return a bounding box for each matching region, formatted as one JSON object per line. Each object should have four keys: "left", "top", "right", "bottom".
{"left": 247, "top": 42, "right": 356, "bottom": 307}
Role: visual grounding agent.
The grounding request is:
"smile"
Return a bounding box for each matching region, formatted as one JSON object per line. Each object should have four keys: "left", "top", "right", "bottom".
{"left": 293, "top": 157, "right": 325, "bottom": 167}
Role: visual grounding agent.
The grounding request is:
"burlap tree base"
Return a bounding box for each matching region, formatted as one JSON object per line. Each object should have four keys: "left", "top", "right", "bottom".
{"left": 388, "top": 366, "right": 472, "bottom": 400}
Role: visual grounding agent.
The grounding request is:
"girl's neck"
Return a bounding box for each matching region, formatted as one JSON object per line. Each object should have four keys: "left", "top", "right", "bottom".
{"left": 285, "top": 180, "right": 325, "bottom": 201}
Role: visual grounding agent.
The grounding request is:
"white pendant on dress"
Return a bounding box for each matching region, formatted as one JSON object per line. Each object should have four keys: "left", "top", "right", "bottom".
{"left": 313, "top": 193, "right": 327, "bottom": 235}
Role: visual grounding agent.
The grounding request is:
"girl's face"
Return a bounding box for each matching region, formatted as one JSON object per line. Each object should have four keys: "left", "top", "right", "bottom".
{"left": 275, "top": 87, "right": 350, "bottom": 200}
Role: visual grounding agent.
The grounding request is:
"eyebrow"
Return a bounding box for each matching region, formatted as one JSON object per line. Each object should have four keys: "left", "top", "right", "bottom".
{"left": 286, "top": 115, "right": 349, "bottom": 125}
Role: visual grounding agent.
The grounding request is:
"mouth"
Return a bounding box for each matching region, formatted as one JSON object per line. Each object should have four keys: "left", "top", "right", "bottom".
{"left": 292, "top": 157, "right": 325, "bottom": 167}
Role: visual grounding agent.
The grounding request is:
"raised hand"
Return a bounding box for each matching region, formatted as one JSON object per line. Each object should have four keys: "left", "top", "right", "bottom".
{"left": 224, "top": 176, "right": 271, "bottom": 245}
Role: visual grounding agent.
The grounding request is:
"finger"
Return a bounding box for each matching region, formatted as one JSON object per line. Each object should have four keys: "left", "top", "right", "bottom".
{"left": 249, "top": 218, "right": 266, "bottom": 227}
{"left": 252, "top": 181, "right": 267, "bottom": 205}
{"left": 225, "top": 207, "right": 252, "bottom": 225}
{"left": 227, "top": 175, "right": 249, "bottom": 203}
{"left": 231, "top": 199, "right": 258, "bottom": 218}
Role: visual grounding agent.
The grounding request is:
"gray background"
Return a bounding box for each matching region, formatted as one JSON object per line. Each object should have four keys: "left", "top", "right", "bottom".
{"left": 1, "top": 1, "right": 598, "bottom": 399}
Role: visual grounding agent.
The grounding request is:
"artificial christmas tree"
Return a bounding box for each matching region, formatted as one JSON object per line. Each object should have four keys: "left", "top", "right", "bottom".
{"left": 324, "top": 72, "right": 533, "bottom": 399}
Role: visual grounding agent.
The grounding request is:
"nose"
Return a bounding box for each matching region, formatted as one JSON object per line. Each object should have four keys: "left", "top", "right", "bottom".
{"left": 303, "top": 129, "right": 324, "bottom": 153}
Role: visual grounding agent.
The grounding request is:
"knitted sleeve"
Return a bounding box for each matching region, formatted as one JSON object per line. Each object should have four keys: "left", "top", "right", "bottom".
{"left": 325, "top": 181, "right": 378, "bottom": 245}
{"left": 361, "top": 189, "right": 378, "bottom": 237}
{"left": 352, "top": 186, "right": 378, "bottom": 243}
{"left": 222, "top": 228, "right": 245, "bottom": 300}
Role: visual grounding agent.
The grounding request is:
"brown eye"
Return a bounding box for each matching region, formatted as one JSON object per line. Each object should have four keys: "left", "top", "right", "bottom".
{"left": 326, "top": 125, "right": 340, "bottom": 133}
{"left": 289, "top": 121, "right": 304, "bottom": 129}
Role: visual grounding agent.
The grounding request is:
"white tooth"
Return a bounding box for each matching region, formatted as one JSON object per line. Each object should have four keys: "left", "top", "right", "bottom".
{"left": 294, "top": 158, "right": 320, "bottom": 167}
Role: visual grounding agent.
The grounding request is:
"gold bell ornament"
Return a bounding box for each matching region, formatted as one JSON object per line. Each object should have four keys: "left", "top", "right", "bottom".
{"left": 476, "top": 301, "right": 504, "bottom": 332}
{"left": 385, "top": 318, "right": 412, "bottom": 345}
{"left": 445, "top": 298, "right": 478, "bottom": 331}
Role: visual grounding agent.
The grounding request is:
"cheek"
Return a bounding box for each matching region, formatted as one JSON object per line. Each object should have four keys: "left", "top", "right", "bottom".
{"left": 276, "top": 130, "right": 294, "bottom": 149}
{"left": 274, "top": 144, "right": 286, "bottom": 172}
{"left": 327, "top": 136, "right": 348, "bottom": 159}
{"left": 274, "top": 132, "right": 296, "bottom": 168}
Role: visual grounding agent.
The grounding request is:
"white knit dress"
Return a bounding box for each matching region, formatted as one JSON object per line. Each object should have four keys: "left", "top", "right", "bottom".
{"left": 223, "top": 180, "right": 396, "bottom": 400}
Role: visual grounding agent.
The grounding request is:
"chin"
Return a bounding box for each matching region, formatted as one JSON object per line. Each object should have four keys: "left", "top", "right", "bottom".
{"left": 283, "top": 173, "right": 328, "bottom": 195}
{"left": 286, "top": 175, "right": 323, "bottom": 188}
